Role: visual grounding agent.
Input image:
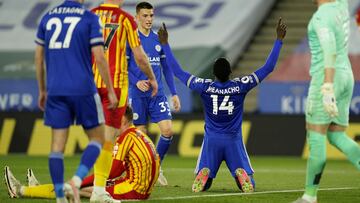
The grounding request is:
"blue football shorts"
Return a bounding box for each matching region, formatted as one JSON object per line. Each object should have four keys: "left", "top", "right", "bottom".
{"left": 44, "top": 93, "right": 104, "bottom": 129}
{"left": 130, "top": 95, "right": 172, "bottom": 125}
{"left": 194, "top": 131, "right": 254, "bottom": 179}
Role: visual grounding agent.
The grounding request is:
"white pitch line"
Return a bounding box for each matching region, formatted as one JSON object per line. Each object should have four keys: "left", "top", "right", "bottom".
{"left": 148, "top": 187, "right": 359, "bottom": 201}
{"left": 165, "top": 168, "right": 360, "bottom": 174}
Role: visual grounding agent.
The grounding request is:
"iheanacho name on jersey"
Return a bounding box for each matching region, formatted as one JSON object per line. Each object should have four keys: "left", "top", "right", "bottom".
{"left": 206, "top": 86, "right": 241, "bottom": 95}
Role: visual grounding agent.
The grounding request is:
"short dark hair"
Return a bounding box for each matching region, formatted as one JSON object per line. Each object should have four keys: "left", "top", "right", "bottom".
{"left": 213, "top": 57, "right": 231, "bottom": 83}
{"left": 124, "top": 105, "right": 133, "bottom": 122}
{"left": 136, "top": 2, "right": 153, "bottom": 13}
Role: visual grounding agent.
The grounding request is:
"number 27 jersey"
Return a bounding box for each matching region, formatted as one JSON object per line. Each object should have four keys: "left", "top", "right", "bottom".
{"left": 187, "top": 74, "right": 259, "bottom": 135}
{"left": 35, "top": 0, "right": 104, "bottom": 95}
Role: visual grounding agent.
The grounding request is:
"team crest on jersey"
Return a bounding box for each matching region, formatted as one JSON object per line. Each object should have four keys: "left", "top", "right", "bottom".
{"left": 155, "top": 44, "right": 161, "bottom": 52}
{"left": 133, "top": 113, "right": 139, "bottom": 120}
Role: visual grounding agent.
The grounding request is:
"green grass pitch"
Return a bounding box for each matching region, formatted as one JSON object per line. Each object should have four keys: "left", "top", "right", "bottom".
{"left": 0, "top": 155, "right": 359, "bottom": 203}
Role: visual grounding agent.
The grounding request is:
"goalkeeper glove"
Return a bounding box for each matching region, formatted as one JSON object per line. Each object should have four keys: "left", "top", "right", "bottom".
{"left": 321, "top": 83, "right": 338, "bottom": 118}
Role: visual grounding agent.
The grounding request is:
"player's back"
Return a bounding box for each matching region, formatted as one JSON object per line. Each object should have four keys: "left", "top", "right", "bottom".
{"left": 307, "top": 0, "right": 351, "bottom": 75}
{"left": 92, "top": 4, "right": 140, "bottom": 89}
{"left": 128, "top": 30, "right": 165, "bottom": 97}
{"left": 35, "top": 1, "right": 101, "bottom": 95}
{"left": 189, "top": 76, "right": 257, "bottom": 136}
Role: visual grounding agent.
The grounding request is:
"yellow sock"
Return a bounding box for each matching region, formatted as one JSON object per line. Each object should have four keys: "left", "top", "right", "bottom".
{"left": 94, "top": 141, "right": 114, "bottom": 187}
{"left": 22, "top": 184, "right": 55, "bottom": 199}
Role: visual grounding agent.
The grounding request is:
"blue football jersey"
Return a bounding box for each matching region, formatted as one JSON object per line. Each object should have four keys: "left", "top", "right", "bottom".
{"left": 35, "top": 0, "right": 104, "bottom": 96}
{"left": 127, "top": 30, "right": 166, "bottom": 98}
{"left": 187, "top": 74, "right": 259, "bottom": 135}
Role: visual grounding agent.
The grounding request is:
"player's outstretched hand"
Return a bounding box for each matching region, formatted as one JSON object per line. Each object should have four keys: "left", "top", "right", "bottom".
{"left": 158, "top": 23, "right": 168, "bottom": 45}
{"left": 276, "top": 17, "right": 287, "bottom": 40}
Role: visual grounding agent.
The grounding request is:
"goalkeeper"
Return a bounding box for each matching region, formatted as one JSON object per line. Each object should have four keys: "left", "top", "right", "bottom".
{"left": 293, "top": 0, "right": 360, "bottom": 203}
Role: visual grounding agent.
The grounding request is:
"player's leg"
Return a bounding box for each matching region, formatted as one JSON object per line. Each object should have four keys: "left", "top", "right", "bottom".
{"left": 44, "top": 96, "right": 72, "bottom": 203}
{"left": 157, "top": 119, "right": 173, "bottom": 162}
{"left": 193, "top": 140, "right": 211, "bottom": 192}
{"left": 328, "top": 125, "right": 360, "bottom": 170}
{"left": 148, "top": 96, "right": 173, "bottom": 185}
{"left": 4, "top": 166, "right": 56, "bottom": 199}
{"left": 296, "top": 76, "right": 329, "bottom": 203}
{"left": 327, "top": 74, "right": 360, "bottom": 170}
{"left": 91, "top": 89, "right": 124, "bottom": 202}
{"left": 27, "top": 168, "right": 40, "bottom": 186}
{"left": 224, "top": 136, "right": 255, "bottom": 193}
{"left": 149, "top": 96, "right": 173, "bottom": 163}
{"left": 193, "top": 135, "right": 223, "bottom": 192}
{"left": 156, "top": 119, "right": 172, "bottom": 186}
{"left": 49, "top": 129, "right": 71, "bottom": 203}
{"left": 65, "top": 94, "right": 108, "bottom": 203}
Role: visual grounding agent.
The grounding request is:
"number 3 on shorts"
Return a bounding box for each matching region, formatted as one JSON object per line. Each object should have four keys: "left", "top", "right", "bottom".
{"left": 159, "top": 102, "right": 170, "bottom": 113}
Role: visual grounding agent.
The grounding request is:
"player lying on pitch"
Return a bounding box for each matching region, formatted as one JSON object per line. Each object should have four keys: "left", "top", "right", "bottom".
{"left": 4, "top": 106, "right": 160, "bottom": 201}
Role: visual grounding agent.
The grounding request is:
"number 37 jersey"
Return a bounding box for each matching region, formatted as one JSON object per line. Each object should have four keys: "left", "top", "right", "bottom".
{"left": 91, "top": 4, "right": 141, "bottom": 89}
{"left": 35, "top": 0, "right": 104, "bottom": 95}
{"left": 187, "top": 74, "right": 260, "bottom": 136}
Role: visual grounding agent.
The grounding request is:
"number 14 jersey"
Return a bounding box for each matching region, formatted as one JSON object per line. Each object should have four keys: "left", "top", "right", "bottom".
{"left": 188, "top": 75, "right": 259, "bottom": 136}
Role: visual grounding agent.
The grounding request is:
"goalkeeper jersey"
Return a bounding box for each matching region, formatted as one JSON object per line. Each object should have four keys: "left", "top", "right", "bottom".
{"left": 307, "top": 0, "right": 351, "bottom": 75}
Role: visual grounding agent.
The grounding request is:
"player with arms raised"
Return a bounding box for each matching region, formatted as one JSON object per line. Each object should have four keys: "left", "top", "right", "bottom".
{"left": 157, "top": 19, "right": 286, "bottom": 192}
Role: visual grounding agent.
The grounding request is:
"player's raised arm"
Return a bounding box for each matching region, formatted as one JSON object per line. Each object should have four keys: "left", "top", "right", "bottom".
{"left": 160, "top": 45, "right": 181, "bottom": 112}
{"left": 160, "top": 53, "right": 177, "bottom": 96}
{"left": 253, "top": 18, "right": 286, "bottom": 82}
{"left": 158, "top": 23, "right": 192, "bottom": 86}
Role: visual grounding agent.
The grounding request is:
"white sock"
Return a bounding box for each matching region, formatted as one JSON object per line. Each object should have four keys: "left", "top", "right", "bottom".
{"left": 93, "top": 186, "right": 106, "bottom": 194}
{"left": 302, "top": 194, "right": 317, "bottom": 203}
{"left": 71, "top": 176, "right": 82, "bottom": 188}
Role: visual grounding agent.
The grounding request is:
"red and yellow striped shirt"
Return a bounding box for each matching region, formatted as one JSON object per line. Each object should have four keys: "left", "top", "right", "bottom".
{"left": 113, "top": 126, "right": 160, "bottom": 195}
{"left": 91, "top": 4, "right": 140, "bottom": 92}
